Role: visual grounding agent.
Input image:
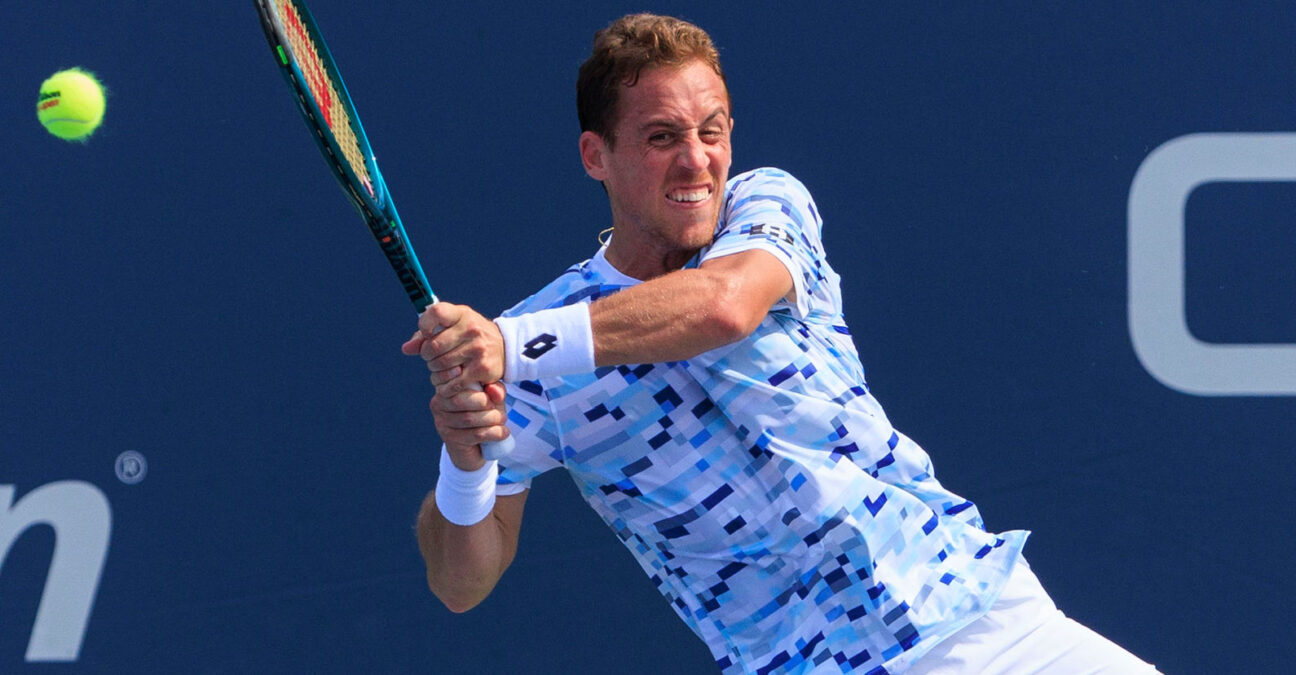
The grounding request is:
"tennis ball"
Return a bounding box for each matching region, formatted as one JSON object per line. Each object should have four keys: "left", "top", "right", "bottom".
{"left": 37, "top": 68, "right": 106, "bottom": 141}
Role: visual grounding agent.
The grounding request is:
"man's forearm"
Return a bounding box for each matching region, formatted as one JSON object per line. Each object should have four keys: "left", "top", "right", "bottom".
{"left": 416, "top": 491, "right": 521, "bottom": 613}
{"left": 590, "top": 266, "right": 764, "bottom": 366}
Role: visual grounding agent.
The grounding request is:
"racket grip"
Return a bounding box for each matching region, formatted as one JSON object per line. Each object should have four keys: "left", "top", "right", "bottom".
{"left": 482, "top": 436, "right": 515, "bottom": 461}
{"left": 466, "top": 381, "right": 515, "bottom": 460}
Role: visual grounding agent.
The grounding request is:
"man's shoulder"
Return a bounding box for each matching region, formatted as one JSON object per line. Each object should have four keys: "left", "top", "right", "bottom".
{"left": 726, "top": 166, "right": 811, "bottom": 196}
{"left": 720, "top": 167, "right": 821, "bottom": 236}
{"left": 500, "top": 257, "right": 626, "bottom": 318}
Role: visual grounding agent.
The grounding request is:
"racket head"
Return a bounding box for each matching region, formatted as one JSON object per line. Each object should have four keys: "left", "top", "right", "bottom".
{"left": 254, "top": 0, "right": 435, "bottom": 310}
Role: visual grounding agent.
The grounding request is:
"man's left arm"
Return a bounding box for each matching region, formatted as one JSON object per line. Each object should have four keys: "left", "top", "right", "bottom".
{"left": 415, "top": 249, "right": 792, "bottom": 391}
{"left": 589, "top": 248, "right": 793, "bottom": 366}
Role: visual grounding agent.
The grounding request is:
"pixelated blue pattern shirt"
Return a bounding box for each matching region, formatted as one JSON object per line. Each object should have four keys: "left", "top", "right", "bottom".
{"left": 492, "top": 168, "right": 1026, "bottom": 674}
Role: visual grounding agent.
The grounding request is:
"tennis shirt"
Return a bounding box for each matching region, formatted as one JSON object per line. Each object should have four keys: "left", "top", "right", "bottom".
{"left": 493, "top": 168, "right": 1027, "bottom": 674}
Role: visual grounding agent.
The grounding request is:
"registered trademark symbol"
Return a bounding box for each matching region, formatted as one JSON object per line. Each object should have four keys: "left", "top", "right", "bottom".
{"left": 115, "top": 451, "right": 147, "bottom": 485}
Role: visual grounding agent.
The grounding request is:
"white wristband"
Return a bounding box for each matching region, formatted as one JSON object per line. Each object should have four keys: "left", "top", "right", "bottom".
{"left": 493, "top": 303, "right": 595, "bottom": 382}
{"left": 435, "top": 448, "right": 498, "bottom": 526}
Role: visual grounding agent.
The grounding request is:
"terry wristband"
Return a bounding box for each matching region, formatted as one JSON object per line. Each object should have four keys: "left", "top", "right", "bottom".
{"left": 493, "top": 303, "right": 595, "bottom": 382}
{"left": 435, "top": 449, "right": 498, "bottom": 526}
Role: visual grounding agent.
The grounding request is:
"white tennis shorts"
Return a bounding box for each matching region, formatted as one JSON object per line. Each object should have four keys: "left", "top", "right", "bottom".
{"left": 908, "top": 561, "right": 1158, "bottom": 674}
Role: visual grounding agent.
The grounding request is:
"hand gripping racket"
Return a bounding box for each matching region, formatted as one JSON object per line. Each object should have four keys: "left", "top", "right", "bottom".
{"left": 254, "top": 0, "right": 513, "bottom": 459}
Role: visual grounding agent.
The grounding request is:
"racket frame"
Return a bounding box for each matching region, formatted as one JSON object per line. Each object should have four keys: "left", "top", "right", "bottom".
{"left": 254, "top": 0, "right": 515, "bottom": 459}
{"left": 254, "top": 0, "right": 436, "bottom": 312}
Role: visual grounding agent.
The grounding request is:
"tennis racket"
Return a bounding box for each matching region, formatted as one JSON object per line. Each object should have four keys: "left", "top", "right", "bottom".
{"left": 254, "top": 0, "right": 513, "bottom": 459}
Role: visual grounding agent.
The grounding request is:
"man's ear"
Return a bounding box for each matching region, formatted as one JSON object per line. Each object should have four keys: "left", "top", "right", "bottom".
{"left": 579, "top": 131, "right": 608, "bottom": 181}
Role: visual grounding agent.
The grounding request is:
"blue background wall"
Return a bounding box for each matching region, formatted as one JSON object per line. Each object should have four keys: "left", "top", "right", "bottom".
{"left": 4, "top": 3, "right": 1295, "bottom": 672}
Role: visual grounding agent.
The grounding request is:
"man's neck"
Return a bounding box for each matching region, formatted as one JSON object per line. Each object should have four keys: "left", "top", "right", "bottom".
{"left": 603, "top": 235, "right": 700, "bottom": 281}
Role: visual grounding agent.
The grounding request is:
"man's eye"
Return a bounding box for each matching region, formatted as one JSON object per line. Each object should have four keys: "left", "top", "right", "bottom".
{"left": 649, "top": 132, "right": 675, "bottom": 145}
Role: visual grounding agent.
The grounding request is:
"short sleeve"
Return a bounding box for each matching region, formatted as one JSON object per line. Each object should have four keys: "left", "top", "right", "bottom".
{"left": 700, "top": 168, "right": 836, "bottom": 322}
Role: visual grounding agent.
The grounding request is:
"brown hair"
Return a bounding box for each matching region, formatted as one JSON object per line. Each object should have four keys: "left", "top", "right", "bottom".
{"left": 576, "top": 14, "right": 728, "bottom": 146}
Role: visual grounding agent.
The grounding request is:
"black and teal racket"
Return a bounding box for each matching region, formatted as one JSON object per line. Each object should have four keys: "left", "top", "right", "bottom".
{"left": 254, "top": 0, "right": 513, "bottom": 459}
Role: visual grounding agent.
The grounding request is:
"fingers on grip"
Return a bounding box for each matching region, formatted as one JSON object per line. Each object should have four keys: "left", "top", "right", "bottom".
{"left": 466, "top": 381, "right": 513, "bottom": 460}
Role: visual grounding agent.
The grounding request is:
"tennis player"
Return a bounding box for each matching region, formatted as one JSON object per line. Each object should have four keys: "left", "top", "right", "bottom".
{"left": 403, "top": 13, "right": 1155, "bottom": 673}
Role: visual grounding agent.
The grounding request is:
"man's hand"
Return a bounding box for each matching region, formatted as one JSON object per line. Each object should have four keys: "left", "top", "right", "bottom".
{"left": 428, "top": 384, "right": 510, "bottom": 471}
{"left": 401, "top": 302, "right": 507, "bottom": 395}
{"left": 402, "top": 301, "right": 512, "bottom": 468}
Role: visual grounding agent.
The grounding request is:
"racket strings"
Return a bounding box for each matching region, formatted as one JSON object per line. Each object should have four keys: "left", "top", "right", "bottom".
{"left": 275, "top": 0, "right": 375, "bottom": 197}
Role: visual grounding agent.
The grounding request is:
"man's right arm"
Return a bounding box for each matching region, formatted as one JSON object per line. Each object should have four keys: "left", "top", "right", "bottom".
{"left": 416, "top": 488, "right": 527, "bottom": 613}
{"left": 411, "top": 378, "right": 526, "bottom": 612}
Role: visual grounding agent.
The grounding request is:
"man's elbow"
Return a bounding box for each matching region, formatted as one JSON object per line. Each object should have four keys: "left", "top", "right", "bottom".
{"left": 427, "top": 570, "right": 491, "bottom": 614}
{"left": 438, "top": 594, "right": 481, "bottom": 614}
{"left": 705, "top": 307, "right": 755, "bottom": 345}
{"left": 431, "top": 580, "right": 484, "bottom": 614}
{"left": 705, "top": 276, "right": 767, "bottom": 343}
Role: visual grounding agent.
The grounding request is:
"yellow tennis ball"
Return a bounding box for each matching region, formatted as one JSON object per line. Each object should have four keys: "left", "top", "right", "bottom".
{"left": 37, "top": 68, "right": 106, "bottom": 141}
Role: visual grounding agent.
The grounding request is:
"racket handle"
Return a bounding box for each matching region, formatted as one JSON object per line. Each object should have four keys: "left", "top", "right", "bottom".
{"left": 466, "top": 381, "right": 515, "bottom": 460}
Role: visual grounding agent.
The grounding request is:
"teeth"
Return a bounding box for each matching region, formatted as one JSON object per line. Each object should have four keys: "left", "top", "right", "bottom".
{"left": 668, "top": 188, "right": 710, "bottom": 203}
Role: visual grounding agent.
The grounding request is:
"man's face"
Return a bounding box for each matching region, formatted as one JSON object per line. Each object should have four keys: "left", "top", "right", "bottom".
{"left": 582, "top": 60, "right": 733, "bottom": 275}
